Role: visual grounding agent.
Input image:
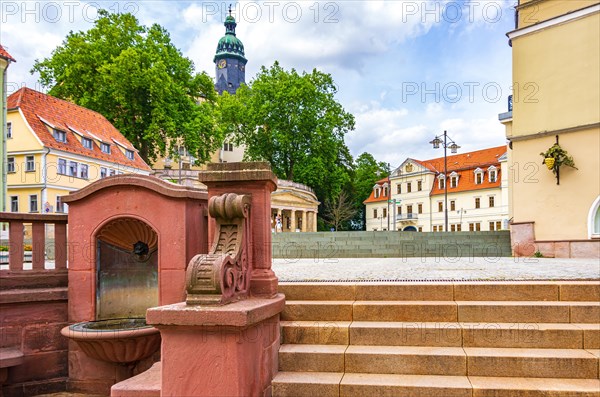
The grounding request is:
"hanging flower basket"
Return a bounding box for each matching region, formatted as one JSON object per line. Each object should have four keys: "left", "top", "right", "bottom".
{"left": 540, "top": 143, "right": 577, "bottom": 176}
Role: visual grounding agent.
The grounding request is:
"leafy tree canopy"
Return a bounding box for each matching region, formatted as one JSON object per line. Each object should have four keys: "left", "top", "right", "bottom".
{"left": 32, "top": 10, "right": 221, "bottom": 164}
{"left": 220, "top": 62, "right": 355, "bottom": 208}
{"left": 350, "top": 152, "right": 389, "bottom": 229}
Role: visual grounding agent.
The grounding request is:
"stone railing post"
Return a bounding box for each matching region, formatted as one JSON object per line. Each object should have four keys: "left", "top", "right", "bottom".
{"left": 147, "top": 162, "right": 284, "bottom": 397}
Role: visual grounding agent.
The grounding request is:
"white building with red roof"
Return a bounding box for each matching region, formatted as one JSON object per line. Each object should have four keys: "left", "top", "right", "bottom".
{"left": 6, "top": 87, "right": 151, "bottom": 214}
{"left": 364, "top": 146, "right": 509, "bottom": 232}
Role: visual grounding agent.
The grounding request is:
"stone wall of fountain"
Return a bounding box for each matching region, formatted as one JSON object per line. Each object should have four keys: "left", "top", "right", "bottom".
{"left": 61, "top": 175, "right": 208, "bottom": 395}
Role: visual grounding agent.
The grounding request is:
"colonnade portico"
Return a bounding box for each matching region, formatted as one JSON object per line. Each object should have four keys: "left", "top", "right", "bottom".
{"left": 272, "top": 207, "right": 318, "bottom": 232}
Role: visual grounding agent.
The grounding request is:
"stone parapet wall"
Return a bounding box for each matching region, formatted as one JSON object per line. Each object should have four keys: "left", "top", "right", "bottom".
{"left": 0, "top": 270, "right": 69, "bottom": 397}
{"left": 272, "top": 231, "right": 512, "bottom": 259}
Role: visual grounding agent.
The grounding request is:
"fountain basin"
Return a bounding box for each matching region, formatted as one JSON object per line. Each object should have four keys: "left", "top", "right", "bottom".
{"left": 61, "top": 318, "right": 160, "bottom": 364}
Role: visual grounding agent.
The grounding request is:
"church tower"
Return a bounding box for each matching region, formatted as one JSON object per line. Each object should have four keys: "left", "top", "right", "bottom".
{"left": 214, "top": 7, "right": 247, "bottom": 95}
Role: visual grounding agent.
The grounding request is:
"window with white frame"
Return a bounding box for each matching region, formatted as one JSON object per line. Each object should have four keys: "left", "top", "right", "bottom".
{"left": 474, "top": 168, "right": 484, "bottom": 184}
{"left": 449, "top": 172, "right": 459, "bottom": 188}
{"left": 58, "top": 158, "right": 67, "bottom": 175}
{"left": 29, "top": 195, "right": 38, "bottom": 212}
{"left": 396, "top": 184, "right": 401, "bottom": 194}
{"left": 374, "top": 185, "right": 380, "bottom": 198}
{"left": 10, "top": 196, "right": 18, "bottom": 212}
{"left": 450, "top": 200, "right": 456, "bottom": 211}
{"left": 53, "top": 129, "right": 67, "bottom": 143}
{"left": 56, "top": 196, "right": 64, "bottom": 213}
{"left": 68, "top": 161, "right": 77, "bottom": 177}
{"left": 488, "top": 166, "right": 498, "bottom": 183}
{"left": 7, "top": 122, "right": 12, "bottom": 138}
{"left": 475, "top": 197, "right": 481, "bottom": 209}
{"left": 223, "top": 142, "right": 234, "bottom": 152}
{"left": 417, "top": 180, "right": 423, "bottom": 191}
{"left": 418, "top": 203, "right": 423, "bottom": 214}
{"left": 407, "top": 182, "right": 412, "bottom": 193}
{"left": 101, "top": 142, "right": 111, "bottom": 154}
{"left": 438, "top": 174, "right": 445, "bottom": 189}
{"left": 438, "top": 201, "right": 443, "bottom": 212}
{"left": 80, "top": 164, "right": 89, "bottom": 179}
{"left": 126, "top": 149, "right": 135, "bottom": 160}
{"left": 373, "top": 209, "right": 378, "bottom": 219}
{"left": 383, "top": 208, "right": 387, "bottom": 218}
{"left": 82, "top": 137, "right": 93, "bottom": 150}
{"left": 7, "top": 157, "right": 15, "bottom": 173}
{"left": 109, "top": 169, "right": 116, "bottom": 177}
{"left": 26, "top": 155, "right": 35, "bottom": 172}
{"left": 100, "top": 167, "right": 108, "bottom": 178}
{"left": 489, "top": 196, "right": 495, "bottom": 208}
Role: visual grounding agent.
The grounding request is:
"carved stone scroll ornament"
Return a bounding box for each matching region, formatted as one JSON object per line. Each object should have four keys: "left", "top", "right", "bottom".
{"left": 186, "top": 193, "right": 251, "bottom": 305}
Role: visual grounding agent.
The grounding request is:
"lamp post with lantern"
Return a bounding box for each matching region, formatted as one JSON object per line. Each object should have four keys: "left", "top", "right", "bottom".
{"left": 430, "top": 131, "right": 460, "bottom": 232}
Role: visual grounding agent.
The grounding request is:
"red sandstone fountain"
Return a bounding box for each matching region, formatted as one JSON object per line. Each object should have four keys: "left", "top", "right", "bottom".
{"left": 60, "top": 175, "right": 208, "bottom": 394}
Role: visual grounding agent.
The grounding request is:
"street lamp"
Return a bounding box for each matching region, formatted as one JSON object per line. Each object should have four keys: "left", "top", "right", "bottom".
{"left": 430, "top": 130, "right": 460, "bottom": 232}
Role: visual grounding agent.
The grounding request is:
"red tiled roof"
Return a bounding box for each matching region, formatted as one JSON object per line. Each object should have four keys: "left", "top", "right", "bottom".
{"left": 426, "top": 146, "right": 506, "bottom": 195}
{"left": 0, "top": 44, "right": 16, "bottom": 62}
{"left": 8, "top": 87, "right": 151, "bottom": 171}
{"left": 363, "top": 177, "right": 391, "bottom": 204}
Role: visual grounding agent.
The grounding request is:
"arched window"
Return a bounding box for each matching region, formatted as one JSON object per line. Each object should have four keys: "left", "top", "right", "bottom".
{"left": 588, "top": 196, "right": 600, "bottom": 238}
{"left": 488, "top": 166, "right": 498, "bottom": 183}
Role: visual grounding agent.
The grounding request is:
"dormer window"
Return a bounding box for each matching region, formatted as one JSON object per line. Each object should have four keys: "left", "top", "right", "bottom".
{"left": 82, "top": 137, "right": 93, "bottom": 150}
{"left": 438, "top": 174, "right": 446, "bottom": 189}
{"left": 373, "top": 184, "right": 381, "bottom": 199}
{"left": 382, "top": 183, "right": 389, "bottom": 197}
{"left": 488, "top": 166, "right": 498, "bottom": 183}
{"left": 449, "top": 172, "right": 459, "bottom": 188}
{"left": 53, "top": 129, "right": 66, "bottom": 143}
{"left": 101, "top": 143, "right": 111, "bottom": 154}
{"left": 126, "top": 150, "right": 135, "bottom": 160}
{"left": 474, "top": 168, "right": 484, "bottom": 185}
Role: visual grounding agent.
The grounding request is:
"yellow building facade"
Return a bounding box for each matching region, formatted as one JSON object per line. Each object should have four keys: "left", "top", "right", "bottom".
{"left": 6, "top": 88, "right": 151, "bottom": 214}
{"left": 501, "top": 0, "right": 600, "bottom": 257}
{"left": 1, "top": 44, "right": 16, "bottom": 212}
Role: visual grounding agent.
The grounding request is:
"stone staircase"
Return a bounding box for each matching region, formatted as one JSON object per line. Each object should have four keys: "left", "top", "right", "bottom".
{"left": 273, "top": 282, "right": 600, "bottom": 397}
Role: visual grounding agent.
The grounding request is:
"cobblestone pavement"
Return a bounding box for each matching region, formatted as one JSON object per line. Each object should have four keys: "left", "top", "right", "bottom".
{"left": 272, "top": 257, "right": 600, "bottom": 282}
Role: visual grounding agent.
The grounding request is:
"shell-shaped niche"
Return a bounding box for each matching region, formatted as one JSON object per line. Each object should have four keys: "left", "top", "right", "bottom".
{"left": 97, "top": 218, "right": 158, "bottom": 252}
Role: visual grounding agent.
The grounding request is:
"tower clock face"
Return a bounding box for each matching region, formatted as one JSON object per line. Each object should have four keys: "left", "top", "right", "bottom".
{"left": 218, "top": 59, "right": 227, "bottom": 69}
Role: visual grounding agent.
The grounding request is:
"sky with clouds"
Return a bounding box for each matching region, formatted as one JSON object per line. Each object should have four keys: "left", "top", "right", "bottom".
{"left": 1, "top": 0, "right": 515, "bottom": 169}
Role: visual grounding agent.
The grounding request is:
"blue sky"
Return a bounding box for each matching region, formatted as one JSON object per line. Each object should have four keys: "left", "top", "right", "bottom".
{"left": 1, "top": 0, "right": 515, "bottom": 168}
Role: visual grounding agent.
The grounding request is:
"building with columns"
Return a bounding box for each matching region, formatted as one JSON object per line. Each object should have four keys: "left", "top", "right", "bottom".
{"left": 271, "top": 180, "right": 320, "bottom": 232}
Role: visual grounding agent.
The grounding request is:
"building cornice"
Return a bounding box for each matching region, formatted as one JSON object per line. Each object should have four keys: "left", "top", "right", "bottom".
{"left": 507, "top": 4, "right": 600, "bottom": 41}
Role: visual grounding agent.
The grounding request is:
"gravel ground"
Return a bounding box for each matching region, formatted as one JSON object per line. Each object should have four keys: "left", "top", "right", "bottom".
{"left": 272, "top": 257, "right": 600, "bottom": 282}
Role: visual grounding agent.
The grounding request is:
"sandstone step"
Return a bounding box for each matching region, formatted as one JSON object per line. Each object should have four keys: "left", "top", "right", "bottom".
{"left": 279, "top": 344, "right": 346, "bottom": 372}
{"left": 468, "top": 376, "right": 600, "bottom": 397}
{"left": 462, "top": 322, "right": 587, "bottom": 348}
{"left": 272, "top": 371, "right": 342, "bottom": 397}
{"left": 464, "top": 347, "right": 598, "bottom": 379}
{"left": 344, "top": 345, "right": 466, "bottom": 376}
{"left": 349, "top": 321, "right": 463, "bottom": 347}
{"left": 348, "top": 321, "right": 590, "bottom": 349}
{"left": 457, "top": 301, "right": 600, "bottom": 323}
{"left": 279, "top": 282, "right": 600, "bottom": 302}
{"left": 352, "top": 301, "right": 458, "bottom": 322}
{"left": 110, "top": 362, "right": 161, "bottom": 397}
{"left": 274, "top": 372, "right": 600, "bottom": 397}
{"left": 339, "top": 373, "right": 472, "bottom": 397}
{"left": 282, "top": 301, "right": 353, "bottom": 321}
{"left": 281, "top": 321, "right": 350, "bottom": 345}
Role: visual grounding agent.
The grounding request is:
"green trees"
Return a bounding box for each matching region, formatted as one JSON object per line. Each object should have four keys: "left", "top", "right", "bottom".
{"left": 32, "top": 10, "right": 221, "bottom": 164}
{"left": 220, "top": 62, "right": 355, "bottom": 216}
{"left": 350, "top": 153, "right": 389, "bottom": 229}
